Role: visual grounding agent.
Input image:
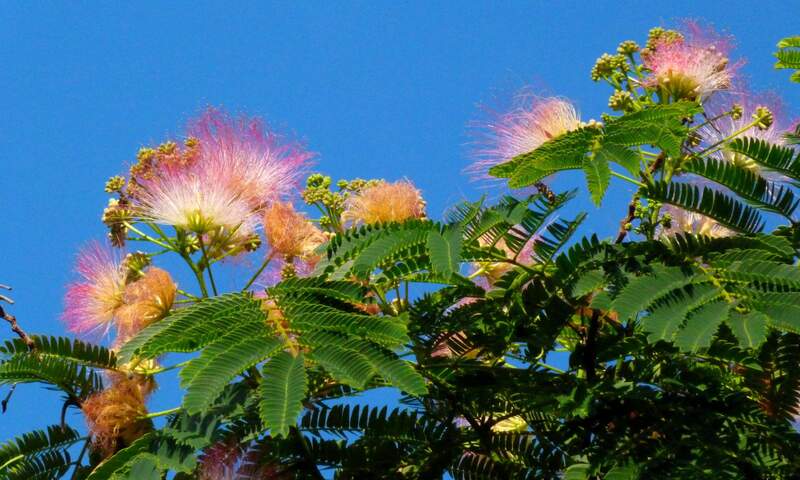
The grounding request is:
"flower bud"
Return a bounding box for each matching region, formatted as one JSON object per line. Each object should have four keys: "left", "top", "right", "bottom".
{"left": 608, "top": 90, "right": 634, "bottom": 112}
{"left": 753, "top": 106, "right": 774, "bottom": 130}
{"left": 730, "top": 104, "right": 743, "bottom": 120}
{"left": 617, "top": 40, "right": 640, "bottom": 55}
{"left": 104, "top": 176, "right": 126, "bottom": 194}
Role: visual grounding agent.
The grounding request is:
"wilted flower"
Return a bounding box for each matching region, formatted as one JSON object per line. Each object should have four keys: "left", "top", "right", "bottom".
{"left": 262, "top": 201, "right": 327, "bottom": 260}
{"left": 469, "top": 94, "right": 581, "bottom": 181}
{"left": 63, "top": 242, "right": 127, "bottom": 336}
{"left": 198, "top": 441, "right": 242, "bottom": 480}
{"left": 82, "top": 377, "right": 152, "bottom": 457}
{"left": 658, "top": 205, "right": 734, "bottom": 238}
{"left": 198, "top": 440, "right": 289, "bottom": 480}
{"left": 115, "top": 267, "right": 177, "bottom": 343}
{"left": 343, "top": 180, "right": 426, "bottom": 225}
{"left": 642, "top": 22, "right": 738, "bottom": 101}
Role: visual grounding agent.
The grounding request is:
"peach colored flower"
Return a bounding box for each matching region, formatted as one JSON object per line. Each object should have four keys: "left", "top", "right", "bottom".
{"left": 262, "top": 201, "right": 327, "bottom": 260}
{"left": 115, "top": 267, "right": 177, "bottom": 343}
{"left": 82, "top": 377, "right": 152, "bottom": 457}
{"left": 343, "top": 180, "right": 426, "bottom": 225}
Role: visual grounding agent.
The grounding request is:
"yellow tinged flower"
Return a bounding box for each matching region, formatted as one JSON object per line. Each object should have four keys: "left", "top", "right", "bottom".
{"left": 343, "top": 180, "right": 426, "bottom": 226}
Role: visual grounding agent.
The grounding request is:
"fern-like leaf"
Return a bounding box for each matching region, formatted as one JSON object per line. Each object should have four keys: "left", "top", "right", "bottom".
{"left": 180, "top": 322, "right": 283, "bottom": 414}
{"left": 683, "top": 156, "right": 798, "bottom": 219}
{"left": 117, "top": 293, "right": 265, "bottom": 363}
{"left": 644, "top": 181, "right": 764, "bottom": 233}
{"left": 611, "top": 266, "right": 698, "bottom": 321}
{"left": 0, "top": 425, "right": 81, "bottom": 477}
{"left": 726, "top": 137, "right": 800, "bottom": 181}
{"left": 0, "top": 336, "right": 116, "bottom": 370}
{"left": 259, "top": 351, "right": 307, "bottom": 438}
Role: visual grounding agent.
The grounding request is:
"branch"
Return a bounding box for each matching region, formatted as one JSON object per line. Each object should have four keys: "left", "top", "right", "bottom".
{"left": 0, "top": 286, "right": 34, "bottom": 351}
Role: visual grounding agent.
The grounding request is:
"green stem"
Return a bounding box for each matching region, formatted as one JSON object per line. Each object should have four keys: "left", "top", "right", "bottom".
{"left": 242, "top": 250, "right": 276, "bottom": 291}
{"left": 689, "top": 109, "right": 734, "bottom": 132}
{"left": 180, "top": 251, "right": 209, "bottom": 298}
{"left": 123, "top": 222, "right": 173, "bottom": 250}
{"left": 139, "top": 360, "right": 192, "bottom": 375}
{"left": 197, "top": 235, "right": 218, "bottom": 296}
{"left": 146, "top": 222, "right": 176, "bottom": 248}
{"left": 697, "top": 117, "right": 763, "bottom": 157}
{"left": 176, "top": 288, "right": 200, "bottom": 301}
{"left": 610, "top": 170, "right": 646, "bottom": 188}
{"left": 536, "top": 361, "right": 566, "bottom": 374}
{"left": 141, "top": 406, "right": 181, "bottom": 420}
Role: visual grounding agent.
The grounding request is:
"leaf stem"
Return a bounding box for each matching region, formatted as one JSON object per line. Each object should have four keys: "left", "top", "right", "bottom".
{"left": 123, "top": 222, "right": 173, "bottom": 250}
{"left": 697, "top": 117, "right": 763, "bottom": 157}
{"left": 610, "top": 170, "right": 646, "bottom": 188}
{"left": 243, "top": 250, "right": 276, "bottom": 291}
{"left": 140, "top": 406, "right": 181, "bottom": 419}
{"left": 180, "top": 251, "right": 209, "bottom": 298}
{"left": 198, "top": 235, "right": 218, "bottom": 296}
{"left": 137, "top": 359, "right": 192, "bottom": 375}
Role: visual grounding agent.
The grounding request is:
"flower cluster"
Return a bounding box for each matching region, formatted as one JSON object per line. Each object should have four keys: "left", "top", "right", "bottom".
{"left": 104, "top": 109, "right": 312, "bottom": 260}
{"left": 63, "top": 242, "right": 177, "bottom": 342}
{"left": 641, "top": 23, "right": 738, "bottom": 101}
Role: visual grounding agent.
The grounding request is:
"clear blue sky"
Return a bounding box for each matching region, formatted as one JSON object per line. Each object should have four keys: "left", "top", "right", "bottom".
{"left": 2, "top": 1, "right": 799, "bottom": 439}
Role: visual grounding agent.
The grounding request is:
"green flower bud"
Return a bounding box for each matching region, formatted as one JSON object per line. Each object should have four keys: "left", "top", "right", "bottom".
{"left": 617, "top": 40, "right": 640, "bottom": 55}
{"left": 608, "top": 90, "right": 634, "bottom": 112}
{"left": 687, "top": 131, "right": 702, "bottom": 147}
{"left": 122, "top": 252, "right": 151, "bottom": 282}
{"left": 591, "top": 53, "right": 616, "bottom": 81}
{"left": 730, "top": 104, "right": 743, "bottom": 120}
{"left": 104, "top": 175, "right": 126, "bottom": 194}
{"left": 753, "top": 106, "right": 774, "bottom": 130}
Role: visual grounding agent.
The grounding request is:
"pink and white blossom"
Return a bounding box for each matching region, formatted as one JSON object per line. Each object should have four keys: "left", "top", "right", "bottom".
{"left": 62, "top": 241, "right": 127, "bottom": 335}
{"left": 469, "top": 94, "right": 581, "bottom": 182}
{"left": 643, "top": 22, "right": 740, "bottom": 101}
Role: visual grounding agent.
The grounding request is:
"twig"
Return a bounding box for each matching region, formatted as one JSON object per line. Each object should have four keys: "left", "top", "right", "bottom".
{"left": 0, "top": 287, "right": 34, "bottom": 351}
{"left": 614, "top": 153, "right": 664, "bottom": 244}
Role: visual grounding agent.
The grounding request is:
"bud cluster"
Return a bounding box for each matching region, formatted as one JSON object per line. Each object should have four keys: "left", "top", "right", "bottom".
{"left": 302, "top": 174, "right": 380, "bottom": 230}
{"left": 641, "top": 27, "right": 683, "bottom": 59}
{"left": 752, "top": 106, "right": 774, "bottom": 130}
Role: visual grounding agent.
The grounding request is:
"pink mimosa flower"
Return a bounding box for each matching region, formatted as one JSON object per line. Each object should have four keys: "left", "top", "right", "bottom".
{"left": 658, "top": 205, "right": 734, "bottom": 239}
{"left": 189, "top": 108, "right": 313, "bottom": 210}
{"left": 137, "top": 172, "right": 253, "bottom": 233}
{"left": 131, "top": 108, "right": 312, "bottom": 236}
{"left": 643, "top": 22, "right": 740, "bottom": 101}
{"left": 468, "top": 94, "right": 581, "bottom": 182}
{"left": 62, "top": 241, "right": 127, "bottom": 336}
